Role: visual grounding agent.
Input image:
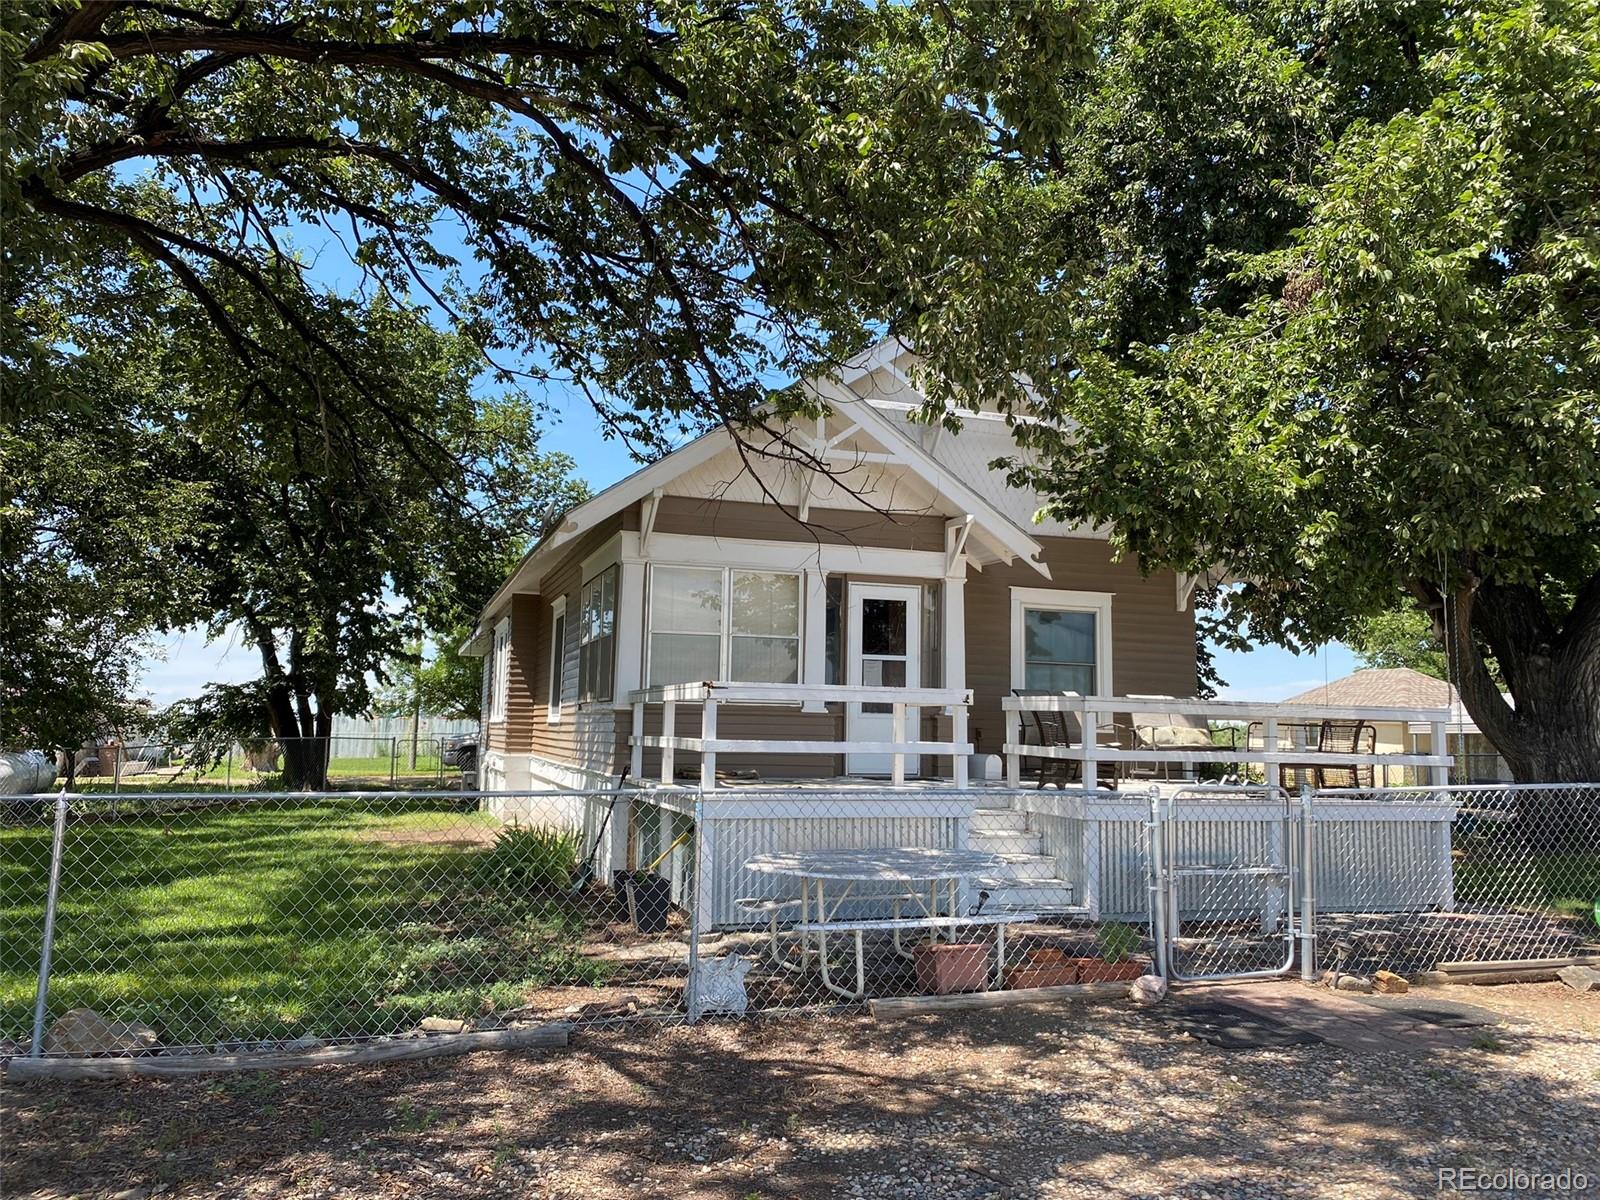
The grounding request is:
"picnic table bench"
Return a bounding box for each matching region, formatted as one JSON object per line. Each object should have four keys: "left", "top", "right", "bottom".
{"left": 741, "top": 848, "right": 1038, "bottom": 1000}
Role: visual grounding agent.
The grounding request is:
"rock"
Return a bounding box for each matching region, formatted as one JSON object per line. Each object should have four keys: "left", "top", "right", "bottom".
{"left": 1128, "top": 974, "right": 1168, "bottom": 1006}
{"left": 1556, "top": 965, "right": 1600, "bottom": 993}
{"left": 43, "top": 1008, "right": 158, "bottom": 1056}
{"left": 1335, "top": 975, "right": 1374, "bottom": 994}
{"left": 418, "top": 1016, "right": 467, "bottom": 1034}
{"left": 1374, "top": 970, "right": 1410, "bottom": 994}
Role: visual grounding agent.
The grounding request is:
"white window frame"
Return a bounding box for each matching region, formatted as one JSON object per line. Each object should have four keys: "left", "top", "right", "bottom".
{"left": 1009, "top": 587, "right": 1114, "bottom": 696}
{"left": 489, "top": 616, "right": 512, "bottom": 723}
{"left": 645, "top": 563, "right": 803, "bottom": 686}
{"left": 577, "top": 565, "right": 618, "bottom": 703}
{"left": 546, "top": 596, "right": 567, "bottom": 725}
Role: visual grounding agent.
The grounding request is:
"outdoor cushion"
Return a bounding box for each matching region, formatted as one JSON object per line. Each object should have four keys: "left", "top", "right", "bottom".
{"left": 1148, "top": 724, "right": 1214, "bottom": 749}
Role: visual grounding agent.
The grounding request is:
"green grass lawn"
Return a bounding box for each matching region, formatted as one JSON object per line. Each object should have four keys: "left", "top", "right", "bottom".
{"left": 1, "top": 799, "right": 606, "bottom": 1049}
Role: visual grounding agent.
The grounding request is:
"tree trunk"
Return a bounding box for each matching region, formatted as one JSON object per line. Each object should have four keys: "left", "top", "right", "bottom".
{"left": 1449, "top": 576, "right": 1600, "bottom": 785}
{"left": 1440, "top": 575, "right": 1600, "bottom": 851}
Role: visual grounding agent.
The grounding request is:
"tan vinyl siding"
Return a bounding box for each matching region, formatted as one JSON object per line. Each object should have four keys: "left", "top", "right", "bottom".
{"left": 482, "top": 592, "right": 539, "bottom": 755}
{"left": 654, "top": 496, "right": 947, "bottom": 551}
{"left": 963, "top": 538, "right": 1196, "bottom": 758}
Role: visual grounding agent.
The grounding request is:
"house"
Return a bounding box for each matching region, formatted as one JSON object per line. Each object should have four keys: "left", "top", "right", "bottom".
{"left": 460, "top": 341, "right": 1459, "bottom": 943}
{"left": 1284, "top": 667, "right": 1511, "bottom": 784}
{"left": 464, "top": 338, "right": 1199, "bottom": 795}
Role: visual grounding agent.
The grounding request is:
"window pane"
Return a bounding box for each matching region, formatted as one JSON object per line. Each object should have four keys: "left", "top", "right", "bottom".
{"left": 860, "top": 598, "right": 907, "bottom": 656}
{"left": 731, "top": 636, "right": 798, "bottom": 683}
{"left": 824, "top": 576, "right": 842, "bottom": 686}
{"left": 649, "top": 632, "right": 720, "bottom": 685}
{"left": 651, "top": 567, "right": 723, "bottom": 633}
{"left": 861, "top": 657, "right": 907, "bottom": 688}
{"left": 549, "top": 614, "right": 565, "bottom": 705}
{"left": 730, "top": 571, "right": 799, "bottom": 637}
{"left": 1025, "top": 609, "right": 1095, "bottom": 665}
{"left": 1025, "top": 662, "right": 1094, "bottom": 694}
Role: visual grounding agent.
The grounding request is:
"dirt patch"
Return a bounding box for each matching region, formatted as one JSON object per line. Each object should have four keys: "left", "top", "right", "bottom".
{"left": 6, "top": 982, "right": 1598, "bottom": 1199}
{"left": 358, "top": 824, "right": 500, "bottom": 849}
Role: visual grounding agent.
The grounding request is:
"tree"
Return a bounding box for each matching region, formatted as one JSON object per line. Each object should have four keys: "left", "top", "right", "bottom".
{"left": 377, "top": 629, "right": 486, "bottom": 724}
{"left": 1, "top": 351, "right": 202, "bottom": 778}
{"left": 8, "top": 279, "right": 586, "bottom": 788}
{"left": 1347, "top": 610, "right": 1450, "bottom": 681}
{"left": 3, "top": 0, "right": 1070, "bottom": 460}
{"left": 881, "top": 0, "right": 1599, "bottom": 782}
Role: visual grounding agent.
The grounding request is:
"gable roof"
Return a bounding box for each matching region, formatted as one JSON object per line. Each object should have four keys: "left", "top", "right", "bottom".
{"left": 1284, "top": 667, "right": 1456, "bottom": 710}
{"left": 467, "top": 343, "right": 1052, "bottom": 642}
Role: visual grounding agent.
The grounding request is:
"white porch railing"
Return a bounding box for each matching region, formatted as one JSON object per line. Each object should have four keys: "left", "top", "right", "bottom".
{"left": 1001, "top": 694, "right": 1455, "bottom": 790}
{"left": 628, "top": 682, "right": 975, "bottom": 789}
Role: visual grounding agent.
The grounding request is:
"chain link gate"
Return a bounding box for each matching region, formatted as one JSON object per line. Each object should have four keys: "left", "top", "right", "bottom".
{"left": 1150, "top": 786, "right": 1313, "bottom": 982}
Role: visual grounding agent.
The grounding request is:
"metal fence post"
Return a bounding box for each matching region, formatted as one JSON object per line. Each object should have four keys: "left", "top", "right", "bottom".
{"left": 30, "top": 793, "right": 71, "bottom": 1057}
{"left": 684, "top": 789, "right": 706, "bottom": 1024}
{"left": 1299, "top": 784, "right": 1317, "bottom": 982}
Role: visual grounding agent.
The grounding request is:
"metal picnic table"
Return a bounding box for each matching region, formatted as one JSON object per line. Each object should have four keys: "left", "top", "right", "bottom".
{"left": 741, "top": 847, "right": 1036, "bottom": 1000}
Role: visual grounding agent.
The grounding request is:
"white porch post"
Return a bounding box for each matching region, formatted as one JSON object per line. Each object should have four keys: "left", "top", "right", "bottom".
{"left": 630, "top": 700, "right": 645, "bottom": 780}
{"left": 614, "top": 541, "right": 646, "bottom": 707}
{"left": 943, "top": 574, "right": 966, "bottom": 783}
{"left": 801, "top": 569, "right": 828, "bottom": 713}
{"left": 1005, "top": 707, "right": 1021, "bottom": 788}
{"left": 1430, "top": 718, "right": 1450, "bottom": 787}
{"left": 952, "top": 704, "right": 969, "bottom": 788}
{"left": 1081, "top": 703, "right": 1099, "bottom": 792}
{"left": 661, "top": 700, "right": 677, "bottom": 785}
{"left": 700, "top": 699, "right": 719, "bottom": 790}
{"left": 891, "top": 703, "right": 906, "bottom": 787}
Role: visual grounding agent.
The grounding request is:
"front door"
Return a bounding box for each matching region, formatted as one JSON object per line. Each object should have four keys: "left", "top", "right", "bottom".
{"left": 845, "top": 583, "right": 922, "bottom": 776}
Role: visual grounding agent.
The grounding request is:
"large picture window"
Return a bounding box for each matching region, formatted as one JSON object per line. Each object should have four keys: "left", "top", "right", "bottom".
{"left": 1010, "top": 589, "right": 1112, "bottom": 696}
{"left": 648, "top": 566, "right": 800, "bottom": 686}
{"left": 578, "top": 566, "right": 617, "bottom": 702}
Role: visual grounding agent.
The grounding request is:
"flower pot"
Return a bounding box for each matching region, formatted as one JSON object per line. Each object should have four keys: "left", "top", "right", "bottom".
{"left": 914, "top": 941, "right": 990, "bottom": 995}
{"left": 1075, "top": 958, "right": 1147, "bottom": 983}
{"left": 1002, "top": 947, "right": 1079, "bottom": 990}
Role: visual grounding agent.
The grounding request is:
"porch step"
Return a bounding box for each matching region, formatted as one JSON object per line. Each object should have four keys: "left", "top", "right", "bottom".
{"left": 969, "top": 828, "right": 1045, "bottom": 857}
{"left": 971, "top": 806, "right": 1025, "bottom": 833}
{"left": 977, "top": 882, "right": 1083, "bottom": 915}
{"left": 994, "top": 852, "right": 1061, "bottom": 882}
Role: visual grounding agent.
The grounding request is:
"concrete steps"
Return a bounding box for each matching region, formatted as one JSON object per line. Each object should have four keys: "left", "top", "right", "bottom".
{"left": 968, "top": 804, "right": 1083, "bottom": 914}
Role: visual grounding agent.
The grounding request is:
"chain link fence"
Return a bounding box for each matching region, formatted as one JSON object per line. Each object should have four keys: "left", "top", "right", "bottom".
{"left": 1312, "top": 783, "right": 1600, "bottom": 981}
{"left": 2, "top": 789, "right": 691, "bottom": 1059}
{"left": 59, "top": 735, "right": 478, "bottom": 792}
{"left": 3, "top": 781, "right": 1595, "bottom": 1064}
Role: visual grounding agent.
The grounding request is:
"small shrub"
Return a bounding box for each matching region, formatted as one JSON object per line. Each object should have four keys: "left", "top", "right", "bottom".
{"left": 1098, "top": 921, "right": 1141, "bottom": 963}
{"left": 478, "top": 824, "right": 579, "bottom": 890}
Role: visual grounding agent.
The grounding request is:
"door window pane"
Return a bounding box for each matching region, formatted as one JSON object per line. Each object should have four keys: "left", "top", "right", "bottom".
{"left": 860, "top": 598, "right": 907, "bottom": 656}
{"left": 1023, "top": 608, "right": 1097, "bottom": 694}
{"left": 861, "top": 658, "right": 907, "bottom": 689}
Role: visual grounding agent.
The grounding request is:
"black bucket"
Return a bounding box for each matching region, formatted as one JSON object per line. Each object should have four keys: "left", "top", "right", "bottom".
{"left": 625, "top": 871, "right": 672, "bottom": 934}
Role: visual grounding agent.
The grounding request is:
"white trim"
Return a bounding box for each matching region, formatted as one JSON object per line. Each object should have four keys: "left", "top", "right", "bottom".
{"left": 1009, "top": 587, "right": 1114, "bottom": 696}
{"left": 637, "top": 530, "right": 954, "bottom": 578}
{"left": 846, "top": 582, "right": 923, "bottom": 776}
{"left": 644, "top": 563, "right": 803, "bottom": 689}
{"left": 546, "top": 597, "right": 567, "bottom": 725}
{"left": 579, "top": 531, "right": 622, "bottom": 583}
{"left": 810, "top": 377, "right": 1050, "bottom": 576}
{"left": 489, "top": 616, "right": 512, "bottom": 724}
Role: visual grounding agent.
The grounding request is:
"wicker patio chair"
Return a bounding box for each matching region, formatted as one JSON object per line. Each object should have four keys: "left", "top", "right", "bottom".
{"left": 1314, "top": 720, "right": 1377, "bottom": 789}
{"left": 1246, "top": 720, "right": 1326, "bottom": 791}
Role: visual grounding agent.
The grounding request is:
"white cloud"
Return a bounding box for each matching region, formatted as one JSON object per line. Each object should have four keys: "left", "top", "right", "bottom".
{"left": 136, "top": 626, "right": 261, "bottom": 706}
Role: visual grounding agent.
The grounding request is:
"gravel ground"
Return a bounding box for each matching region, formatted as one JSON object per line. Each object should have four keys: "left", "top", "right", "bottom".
{"left": 3, "top": 982, "right": 1597, "bottom": 1200}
